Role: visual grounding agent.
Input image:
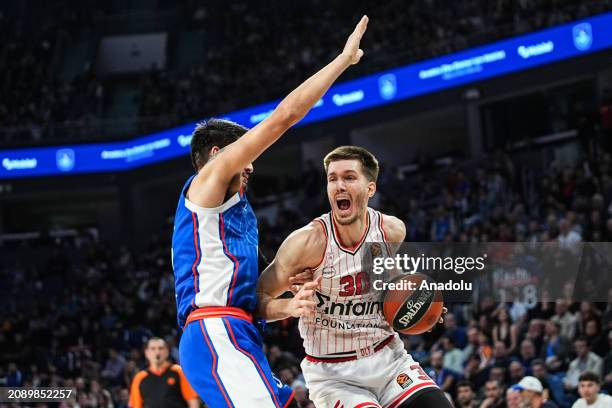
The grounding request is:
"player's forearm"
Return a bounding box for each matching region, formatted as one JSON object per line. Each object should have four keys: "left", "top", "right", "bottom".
{"left": 256, "top": 295, "right": 293, "bottom": 322}
{"left": 276, "top": 54, "right": 352, "bottom": 128}
{"left": 207, "top": 54, "right": 352, "bottom": 182}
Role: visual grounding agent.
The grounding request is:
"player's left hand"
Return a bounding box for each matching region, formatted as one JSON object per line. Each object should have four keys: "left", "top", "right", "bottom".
{"left": 341, "top": 15, "right": 369, "bottom": 65}
{"left": 438, "top": 307, "right": 448, "bottom": 324}
{"left": 287, "top": 276, "right": 322, "bottom": 318}
{"left": 289, "top": 268, "right": 315, "bottom": 294}
{"left": 426, "top": 307, "right": 448, "bottom": 333}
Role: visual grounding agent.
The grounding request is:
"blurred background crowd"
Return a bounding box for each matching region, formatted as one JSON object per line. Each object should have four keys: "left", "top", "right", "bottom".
{"left": 1, "top": 144, "right": 611, "bottom": 407}
{"left": 2, "top": 0, "right": 612, "bottom": 145}
{"left": 1, "top": 0, "right": 612, "bottom": 407}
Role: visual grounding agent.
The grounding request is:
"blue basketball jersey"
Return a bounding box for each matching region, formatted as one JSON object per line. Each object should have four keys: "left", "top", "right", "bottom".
{"left": 172, "top": 175, "right": 259, "bottom": 328}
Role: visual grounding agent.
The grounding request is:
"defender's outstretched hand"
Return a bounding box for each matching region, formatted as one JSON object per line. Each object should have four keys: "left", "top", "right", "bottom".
{"left": 342, "top": 15, "right": 369, "bottom": 65}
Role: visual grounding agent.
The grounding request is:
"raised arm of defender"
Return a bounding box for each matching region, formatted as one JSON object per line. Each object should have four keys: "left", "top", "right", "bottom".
{"left": 191, "top": 16, "right": 369, "bottom": 206}
{"left": 256, "top": 222, "right": 327, "bottom": 322}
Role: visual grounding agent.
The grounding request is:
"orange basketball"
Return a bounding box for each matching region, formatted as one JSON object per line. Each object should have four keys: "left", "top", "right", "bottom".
{"left": 382, "top": 273, "right": 444, "bottom": 335}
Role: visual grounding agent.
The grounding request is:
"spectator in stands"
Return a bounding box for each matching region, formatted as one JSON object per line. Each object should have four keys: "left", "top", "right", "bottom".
{"left": 531, "top": 359, "right": 568, "bottom": 408}
{"left": 480, "top": 379, "right": 505, "bottom": 408}
{"left": 455, "top": 380, "right": 480, "bottom": 408}
{"left": 6, "top": 363, "right": 23, "bottom": 387}
{"left": 558, "top": 219, "right": 582, "bottom": 249}
{"left": 462, "top": 354, "right": 488, "bottom": 391}
{"left": 441, "top": 336, "right": 464, "bottom": 375}
{"left": 492, "top": 306, "right": 518, "bottom": 354}
{"left": 519, "top": 339, "right": 538, "bottom": 371}
{"left": 542, "top": 320, "right": 571, "bottom": 372}
{"left": 425, "top": 351, "right": 457, "bottom": 394}
{"left": 551, "top": 300, "right": 579, "bottom": 340}
{"left": 509, "top": 361, "right": 527, "bottom": 385}
{"left": 291, "top": 380, "right": 309, "bottom": 408}
{"left": 506, "top": 387, "right": 522, "bottom": 408}
{"left": 488, "top": 367, "right": 507, "bottom": 386}
{"left": 515, "top": 376, "right": 559, "bottom": 408}
{"left": 100, "top": 349, "right": 126, "bottom": 385}
{"left": 477, "top": 332, "right": 493, "bottom": 368}
{"left": 583, "top": 320, "right": 608, "bottom": 357}
{"left": 578, "top": 303, "right": 602, "bottom": 334}
{"left": 462, "top": 327, "right": 481, "bottom": 361}
{"left": 491, "top": 341, "right": 512, "bottom": 369}
{"left": 564, "top": 337, "right": 603, "bottom": 392}
{"left": 572, "top": 372, "right": 612, "bottom": 408}
{"left": 442, "top": 313, "right": 467, "bottom": 349}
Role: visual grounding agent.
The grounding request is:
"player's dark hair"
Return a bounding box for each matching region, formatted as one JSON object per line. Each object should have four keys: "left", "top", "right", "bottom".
{"left": 578, "top": 372, "right": 600, "bottom": 384}
{"left": 457, "top": 380, "right": 474, "bottom": 391}
{"left": 324, "top": 145, "right": 379, "bottom": 182}
{"left": 190, "top": 119, "right": 249, "bottom": 171}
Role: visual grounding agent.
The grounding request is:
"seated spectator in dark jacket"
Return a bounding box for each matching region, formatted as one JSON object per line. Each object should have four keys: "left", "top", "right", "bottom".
{"left": 542, "top": 320, "right": 571, "bottom": 372}
{"left": 531, "top": 359, "right": 569, "bottom": 408}
{"left": 509, "top": 360, "right": 527, "bottom": 385}
{"left": 491, "top": 340, "right": 512, "bottom": 368}
{"left": 480, "top": 379, "right": 506, "bottom": 408}
{"left": 443, "top": 313, "right": 467, "bottom": 349}
{"left": 519, "top": 339, "right": 538, "bottom": 370}
{"left": 455, "top": 380, "right": 480, "bottom": 408}
{"left": 425, "top": 351, "right": 457, "bottom": 394}
{"left": 462, "top": 353, "right": 488, "bottom": 391}
{"left": 583, "top": 319, "right": 608, "bottom": 357}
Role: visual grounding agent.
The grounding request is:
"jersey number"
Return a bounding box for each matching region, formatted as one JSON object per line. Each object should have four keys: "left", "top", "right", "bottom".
{"left": 338, "top": 272, "right": 369, "bottom": 296}
{"left": 410, "top": 364, "right": 430, "bottom": 381}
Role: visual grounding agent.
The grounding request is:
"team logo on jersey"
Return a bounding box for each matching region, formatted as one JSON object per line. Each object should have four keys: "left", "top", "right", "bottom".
{"left": 396, "top": 373, "right": 413, "bottom": 389}
{"left": 167, "top": 377, "right": 176, "bottom": 385}
{"left": 56, "top": 149, "right": 75, "bottom": 172}
{"left": 573, "top": 23, "right": 593, "bottom": 51}
{"left": 315, "top": 292, "right": 383, "bottom": 316}
{"left": 322, "top": 251, "right": 336, "bottom": 277}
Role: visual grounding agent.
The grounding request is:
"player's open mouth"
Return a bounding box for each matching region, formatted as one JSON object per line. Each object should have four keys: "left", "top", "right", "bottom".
{"left": 336, "top": 198, "right": 351, "bottom": 212}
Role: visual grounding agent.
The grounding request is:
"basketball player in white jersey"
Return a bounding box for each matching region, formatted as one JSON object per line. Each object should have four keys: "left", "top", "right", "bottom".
{"left": 257, "top": 146, "right": 453, "bottom": 408}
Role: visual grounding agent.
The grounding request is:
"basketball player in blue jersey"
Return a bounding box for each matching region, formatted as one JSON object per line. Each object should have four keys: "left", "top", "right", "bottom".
{"left": 171, "top": 16, "right": 369, "bottom": 408}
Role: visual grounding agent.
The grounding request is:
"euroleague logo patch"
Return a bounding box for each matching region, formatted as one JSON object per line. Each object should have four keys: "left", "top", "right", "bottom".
{"left": 396, "top": 373, "right": 413, "bottom": 389}
{"left": 167, "top": 377, "right": 176, "bottom": 385}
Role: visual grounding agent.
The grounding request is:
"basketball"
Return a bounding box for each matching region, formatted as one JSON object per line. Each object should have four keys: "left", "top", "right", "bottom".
{"left": 382, "top": 273, "right": 444, "bottom": 335}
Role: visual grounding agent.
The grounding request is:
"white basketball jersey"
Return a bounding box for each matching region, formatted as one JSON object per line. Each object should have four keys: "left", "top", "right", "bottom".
{"left": 299, "top": 208, "right": 396, "bottom": 358}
